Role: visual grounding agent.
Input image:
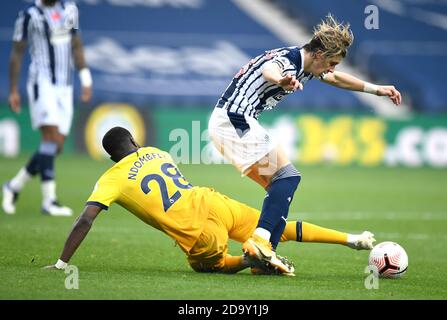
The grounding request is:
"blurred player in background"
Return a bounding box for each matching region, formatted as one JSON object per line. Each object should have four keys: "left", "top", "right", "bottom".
{"left": 208, "top": 14, "right": 400, "bottom": 271}
{"left": 44, "top": 127, "right": 375, "bottom": 276}
{"left": 2, "top": 0, "right": 92, "bottom": 216}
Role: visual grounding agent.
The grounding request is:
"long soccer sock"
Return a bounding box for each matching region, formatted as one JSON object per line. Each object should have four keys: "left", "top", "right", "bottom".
{"left": 8, "top": 149, "right": 44, "bottom": 192}
{"left": 269, "top": 218, "right": 286, "bottom": 251}
{"left": 255, "top": 164, "right": 301, "bottom": 250}
{"left": 26, "top": 152, "right": 41, "bottom": 176}
{"left": 41, "top": 180, "right": 57, "bottom": 207}
{"left": 280, "top": 221, "right": 348, "bottom": 245}
{"left": 38, "top": 142, "right": 58, "bottom": 207}
{"left": 9, "top": 168, "right": 32, "bottom": 192}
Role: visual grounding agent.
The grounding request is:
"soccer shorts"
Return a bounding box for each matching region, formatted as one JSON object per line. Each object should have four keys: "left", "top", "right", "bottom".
{"left": 27, "top": 79, "right": 73, "bottom": 136}
{"left": 187, "top": 190, "right": 260, "bottom": 272}
{"left": 208, "top": 107, "right": 278, "bottom": 174}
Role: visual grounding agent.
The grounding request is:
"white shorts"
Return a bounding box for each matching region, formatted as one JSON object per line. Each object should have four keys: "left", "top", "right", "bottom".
{"left": 27, "top": 79, "right": 73, "bottom": 136}
{"left": 208, "top": 107, "right": 278, "bottom": 174}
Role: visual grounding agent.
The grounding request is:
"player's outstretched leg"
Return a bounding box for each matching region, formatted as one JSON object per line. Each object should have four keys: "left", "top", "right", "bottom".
{"left": 243, "top": 164, "right": 300, "bottom": 275}
{"left": 281, "top": 221, "right": 376, "bottom": 250}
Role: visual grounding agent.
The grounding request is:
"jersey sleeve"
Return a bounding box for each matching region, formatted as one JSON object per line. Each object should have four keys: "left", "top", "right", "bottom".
{"left": 271, "top": 56, "right": 291, "bottom": 70}
{"left": 12, "top": 10, "right": 31, "bottom": 42}
{"left": 65, "top": 2, "right": 79, "bottom": 35}
{"left": 86, "top": 173, "right": 120, "bottom": 211}
{"left": 264, "top": 55, "right": 297, "bottom": 77}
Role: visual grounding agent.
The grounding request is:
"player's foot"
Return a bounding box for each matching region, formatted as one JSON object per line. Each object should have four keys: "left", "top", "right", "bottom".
{"left": 251, "top": 267, "right": 281, "bottom": 275}
{"left": 347, "top": 231, "right": 376, "bottom": 250}
{"left": 2, "top": 183, "right": 19, "bottom": 215}
{"left": 250, "top": 254, "right": 295, "bottom": 276}
{"left": 242, "top": 235, "right": 295, "bottom": 274}
{"left": 251, "top": 267, "right": 295, "bottom": 276}
{"left": 42, "top": 201, "right": 73, "bottom": 217}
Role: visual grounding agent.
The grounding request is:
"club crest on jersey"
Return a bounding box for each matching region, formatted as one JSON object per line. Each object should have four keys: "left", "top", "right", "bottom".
{"left": 51, "top": 11, "right": 61, "bottom": 21}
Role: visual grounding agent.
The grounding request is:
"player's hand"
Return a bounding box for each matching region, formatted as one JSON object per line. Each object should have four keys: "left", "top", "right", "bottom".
{"left": 278, "top": 75, "right": 303, "bottom": 93}
{"left": 8, "top": 91, "right": 21, "bottom": 113}
{"left": 81, "top": 86, "right": 92, "bottom": 103}
{"left": 377, "top": 85, "right": 401, "bottom": 106}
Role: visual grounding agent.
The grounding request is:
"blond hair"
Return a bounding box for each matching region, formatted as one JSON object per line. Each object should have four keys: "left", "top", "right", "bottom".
{"left": 304, "top": 14, "right": 354, "bottom": 58}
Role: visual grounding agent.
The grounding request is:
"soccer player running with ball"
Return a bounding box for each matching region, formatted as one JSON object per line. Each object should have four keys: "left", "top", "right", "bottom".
{"left": 44, "top": 127, "right": 375, "bottom": 275}
{"left": 208, "top": 14, "right": 401, "bottom": 273}
{"left": 2, "top": 0, "right": 92, "bottom": 216}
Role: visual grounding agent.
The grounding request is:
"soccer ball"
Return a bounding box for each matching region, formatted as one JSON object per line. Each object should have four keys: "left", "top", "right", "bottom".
{"left": 368, "top": 241, "right": 408, "bottom": 278}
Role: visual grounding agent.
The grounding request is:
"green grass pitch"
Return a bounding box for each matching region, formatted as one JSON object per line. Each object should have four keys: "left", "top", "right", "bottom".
{"left": 0, "top": 154, "right": 446, "bottom": 299}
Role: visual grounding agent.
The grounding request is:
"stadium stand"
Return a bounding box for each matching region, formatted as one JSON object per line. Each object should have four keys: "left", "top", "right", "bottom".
{"left": 274, "top": 0, "right": 447, "bottom": 113}
{"left": 0, "top": 0, "right": 369, "bottom": 112}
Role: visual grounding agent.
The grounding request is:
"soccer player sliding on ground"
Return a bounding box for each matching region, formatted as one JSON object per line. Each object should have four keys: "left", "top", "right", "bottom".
{"left": 44, "top": 127, "right": 375, "bottom": 276}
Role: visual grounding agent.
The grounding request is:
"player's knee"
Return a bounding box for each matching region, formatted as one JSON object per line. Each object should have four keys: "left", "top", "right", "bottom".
{"left": 270, "top": 164, "right": 301, "bottom": 191}
{"left": 285, "top": 174, "right": 301, "bottom": 191}
{"left": 189, "top": 261, "right": 221, "bottom": 273}
{"left": 189, "top": 262, "right": 209, "bottom": 273}
{"left": 40, "top": 126, "right": 61, "bottom": 142}
{"left": 188, "top": 253, "right": 225, "bottom": 273}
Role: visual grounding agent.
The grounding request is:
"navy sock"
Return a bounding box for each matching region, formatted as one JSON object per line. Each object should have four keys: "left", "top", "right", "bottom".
{"left": 38, "top": 142, "right": 58, "bottom": 181}
{"left": 25, "top": 152, "right": 41, "bottom": 176}
{"left": 270, "top": 219, "right": 303, "bottom": 250}
{"left": 270, "top": 218, "right": 286, "bottom": 250}
{"left": 257, "top": 175, "right": 301, "bottom": 250}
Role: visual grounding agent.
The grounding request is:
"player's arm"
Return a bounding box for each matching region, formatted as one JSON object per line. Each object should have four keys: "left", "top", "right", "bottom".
{"left": 8, "top": 40, "right": 27, "bottom": 113}
{"left": 72, "top": 34, "right": 92, "bottom": 103}
{"left": 262, "top": 62, "right": 303, "bottom": 92}
{"left": 321, "top": 70, "right": 402, "bottom": 106}
{"left": 43, "top": 205, "right": 101, "bottom": 270}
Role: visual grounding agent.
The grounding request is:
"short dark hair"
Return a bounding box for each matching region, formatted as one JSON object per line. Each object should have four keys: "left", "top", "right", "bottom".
{"left": 102, "top": 127, "right": 134, "bottom": 161}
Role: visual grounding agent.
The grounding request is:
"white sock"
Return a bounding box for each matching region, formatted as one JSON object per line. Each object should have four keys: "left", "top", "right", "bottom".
{"left": 346, "top": 234, "right": 358, "bottom": 246}
{"left": 9, "top": 168, "right": 32, "bottom": 192}
{"left": 254, "top": 228, "right": 271, "bottom": 241}
{"left": 41, "top": 180, "right": 56, "bottom": 207}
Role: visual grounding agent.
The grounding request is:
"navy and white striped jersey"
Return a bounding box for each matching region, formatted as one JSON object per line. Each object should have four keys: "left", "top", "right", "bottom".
{"left": 13, "top": 0, "right": 79, "bottom": 86}
{"left": 216, "top": 46, "right": 315, "bottom": 119}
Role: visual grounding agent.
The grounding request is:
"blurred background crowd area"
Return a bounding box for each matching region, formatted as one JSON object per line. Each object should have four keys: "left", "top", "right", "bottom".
{"left": 1, "top": 0, "right": 446, "bottom": 168}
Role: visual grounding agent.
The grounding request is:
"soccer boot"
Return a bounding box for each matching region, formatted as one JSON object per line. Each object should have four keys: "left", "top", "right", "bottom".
{"left": 2, "top": 183, "right": 19, "bottom": 214}
{"left": 250, "top": 253, "right": 295, "bottom": 276}
{"left": 251, "top": 266, "right": 282, "bottom": 275}
{"left": 42, "top": 201, "right": 73, "bottom": 217}
{"left": 242, "top": 235, "right": 295, "bottom": 274}
{"left": 347, "top": 231, "right": 376, "bottom": 250}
